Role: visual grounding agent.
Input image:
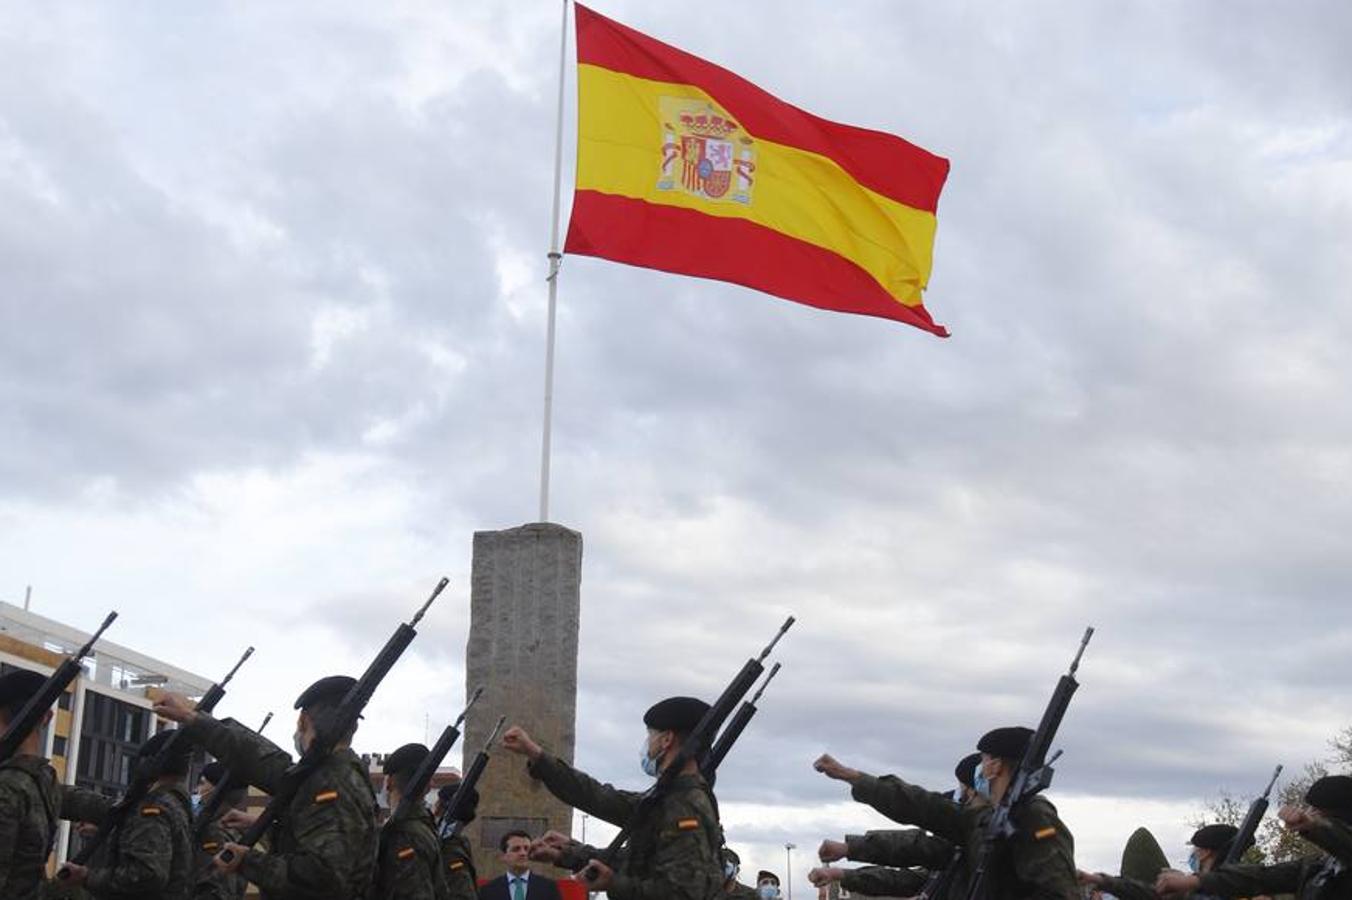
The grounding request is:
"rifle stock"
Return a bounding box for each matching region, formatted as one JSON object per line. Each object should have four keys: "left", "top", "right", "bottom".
{"left": 220, "top": 577, "right": 448, "bottom": 862}
{"left": 0, "top": 611, "right": 116, "bottom": 762}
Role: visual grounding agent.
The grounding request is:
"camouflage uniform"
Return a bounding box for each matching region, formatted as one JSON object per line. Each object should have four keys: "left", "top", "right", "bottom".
{"left": 846, "top": 828, "right": 954, "bottom": 869}
{"left": 722, "top": 881, "right": 759, "bottom": 900}
{"left": 851, "top": 773, "right": 1078, "bottom": 900}
{"left": 60, "top": 782, "right": 194, "bottom": 900}
{"left": 841, "top": 865, "right": 931, "bottom": 897}
{"left": 1198, "top": 817, "right": 1352, "bottom": 900}
{"left": 437, "top": 829, "right": 478, "bottom": 900}
{"left": 193, "top": 813, "right": 247, "bottom": 900}
{"left": 371, "top": 806, "right": 450, "bottom": 900}
{"left": 182, "top": 715, "right": 377, "bottom": 900}
{"left": 528, "top": 754, "right": 723, "bottom": 900}
{"left": 0, "top": 753, "right": 59, "bottom": 900}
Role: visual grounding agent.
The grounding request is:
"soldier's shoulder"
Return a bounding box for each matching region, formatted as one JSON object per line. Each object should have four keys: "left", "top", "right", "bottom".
{"left": 663, "top": 777, "right": 718, "bottom": 818}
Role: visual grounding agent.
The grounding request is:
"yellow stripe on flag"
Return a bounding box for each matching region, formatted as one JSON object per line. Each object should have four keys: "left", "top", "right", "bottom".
{"left": 576, "top": 64, "right": 939, "bottom": 307}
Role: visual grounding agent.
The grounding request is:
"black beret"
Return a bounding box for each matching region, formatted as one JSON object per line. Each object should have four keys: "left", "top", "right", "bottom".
{"left": 977, "top": 726, "right": 1034, "bottom": 761}
{"left": 200, "top": 761, "right": 227, "bottom": 785}
{"left": 955, "top": 752, "right": 982, "bottom": 788}
{"left": 437, "top": 781, "right": 459, "bottom": 804}
{"left": 644, "top": 696, "right": 710, "bottom": 733}
{"left": 1190, "top": 823, "right": 1239, "bottom": 851}
{"left": 438, "top": 779, "right": 479, "bottom": 820}
{"left": 139, "top": 730, "right": 192, "bottom": 776}
{"left": 722, "top": 847, "right": 741, "bottom": 866}
{"left": 383, "top": 743, "right": 429, "bottom": 778}
{"left": 294, "top": 675, "right": 356, "bottom": 711}
{"left": 757, "top": 871, "right": 780, "bottom": 885}
{"left": 1306, "top": 775, "right": 1352, "bottom": 821}
{"left": 0, "top": 669, "right": 47, "bottom": 716}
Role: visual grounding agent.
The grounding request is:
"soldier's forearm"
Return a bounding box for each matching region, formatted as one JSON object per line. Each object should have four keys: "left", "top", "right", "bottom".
{"left": 57, "top": 785, "right": 112, "bottom": 824}
{"left": 527, "top": 754, "right": 639, "bottom": 827}
{"left": 850, "top": 775, "right": 965, "bottom": 843}
{"left": 841, "top": 865, "right": 930, "bottom": 897}
{"left": 184, "top": 715, "right": 290, "bottom": 794}
{"left": 1094, "top": 874, "right": 1155, "bottom": 900}
{"left": 1301, "top": 817, "right": 1352, "bottom": 865}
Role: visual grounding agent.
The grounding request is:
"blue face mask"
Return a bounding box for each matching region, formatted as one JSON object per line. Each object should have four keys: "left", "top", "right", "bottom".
{"left": 1186, "top": 852, "right": 1200, "bottom": 874}
{"left": 640, "top": 737, "right": 661, "bottom": 778}
{"left": 974, "top": 770, "right": 992, "bottom": 798}
{"left": 191, "top": 794, "right": 203, "bottom": 814}
{"left": 758, "top": 886, "right": 779, "bottom": 900}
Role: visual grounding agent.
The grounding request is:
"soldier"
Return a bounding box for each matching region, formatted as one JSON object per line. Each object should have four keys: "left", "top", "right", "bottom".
{"left": 814, "top": 726, "right": 1079, "bottom": 900}
{"left": 193, "top": 761, "right": 248, "bottom": 900}
{"left": 720, "top": 848, "right": 758, "bottom": 899}
{"left": 152, "top": 674, "right": 379, "bottom": 899}
{"left": 432, "top": 780, "right": 478, "bottom": 900}
{"left": 1156, "top": 775, "right": 1352, "bottom": 900}
{"left": 370, "top": 743, "right": 450, "bottom": 900}
{"left": 58, "top": 729, "right": 195, "bottom": 900}
{"left": 755, "top": 871, "right": 781, "bottom": 899}
{"left": 502, "top": 695, "right": 724, "bottom": 900}
{"left": 1079, "top": 824, "right": 1240, "bottom": 900}
{"left": 0, "top": 669, "right": 60, "bottom": 900}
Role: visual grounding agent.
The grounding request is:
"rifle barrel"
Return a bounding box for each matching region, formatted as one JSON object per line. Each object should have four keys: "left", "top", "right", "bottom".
{"left": 412, "top": 577, "right": 450, "bottom": 626}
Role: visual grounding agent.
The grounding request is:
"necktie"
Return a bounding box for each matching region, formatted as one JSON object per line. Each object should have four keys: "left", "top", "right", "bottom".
{"left": 513, "top": 877, "right": 526, "bottom": 900}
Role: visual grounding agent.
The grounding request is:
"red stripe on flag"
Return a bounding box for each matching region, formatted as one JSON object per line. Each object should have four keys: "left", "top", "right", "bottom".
{"left": 564, "top": 190, "right": 949, "bottom": 336}
{"left": 574, "top": 4, "right": 949, "bottom": 214}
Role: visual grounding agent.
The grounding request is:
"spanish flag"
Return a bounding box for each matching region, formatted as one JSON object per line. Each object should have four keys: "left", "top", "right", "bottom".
{"left": 565, "top": 5, "right": 951, "bottom": 336}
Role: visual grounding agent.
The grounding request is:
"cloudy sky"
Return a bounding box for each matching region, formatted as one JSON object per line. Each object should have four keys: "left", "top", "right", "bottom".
{"left": 3, "top": 0, "right": 1351, "bottom": 882}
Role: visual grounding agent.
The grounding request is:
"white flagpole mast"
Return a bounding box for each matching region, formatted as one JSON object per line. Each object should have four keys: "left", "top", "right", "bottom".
{"left": 539, "top": 0, "right": 569, "bottom": 523}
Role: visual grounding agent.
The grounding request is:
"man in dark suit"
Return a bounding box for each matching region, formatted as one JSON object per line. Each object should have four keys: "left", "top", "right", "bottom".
{"left": 479, "top": 830, "right": 563, "bottom": 900}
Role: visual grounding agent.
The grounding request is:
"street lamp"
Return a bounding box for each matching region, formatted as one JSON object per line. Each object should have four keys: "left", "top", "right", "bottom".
{"left": 785, "top": 843, "right": 795, "bottom": 900}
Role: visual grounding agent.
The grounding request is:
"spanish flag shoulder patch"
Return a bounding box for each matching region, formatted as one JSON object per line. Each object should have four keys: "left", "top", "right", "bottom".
{"left": 140, "top": 806, "right": 162, "bottom": 817}
{"left": 449, "top": 861, "right": 465, "bottom": 871}
{"left": 314, "top": 789, "right": 340, "bottom": 804}
{"left": 677, "top": 818, "right": 700, "bottom": 831}
{"left": 397, "top": 847, "right": 416, "bottom": 861}
{"left": 1034, "top": 826, "right": 1057, "bottom": 840}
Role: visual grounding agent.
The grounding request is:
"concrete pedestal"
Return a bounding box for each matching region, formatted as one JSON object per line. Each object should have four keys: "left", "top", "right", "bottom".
{"left": 464, "top": 522, "right": 582, "bottom": 880}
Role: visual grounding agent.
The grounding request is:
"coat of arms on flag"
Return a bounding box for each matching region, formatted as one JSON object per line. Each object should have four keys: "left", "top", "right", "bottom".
{"left": 657, "top": 97, "right": 756, "bottom": 204}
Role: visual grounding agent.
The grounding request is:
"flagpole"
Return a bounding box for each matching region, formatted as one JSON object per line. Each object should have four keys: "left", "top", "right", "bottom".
{"left": 539, "top": 0, "right": 569, "bottom": 523}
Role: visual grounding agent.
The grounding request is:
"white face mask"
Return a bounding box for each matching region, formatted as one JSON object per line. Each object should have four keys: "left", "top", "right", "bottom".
{"left": 640, "top": 735, "right": 661, "bottom": 778}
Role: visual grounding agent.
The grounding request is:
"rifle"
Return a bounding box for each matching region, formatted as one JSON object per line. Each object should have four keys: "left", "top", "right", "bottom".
{"left": 917, "top": 849, "right": 963, "bottom": 900}
{"left": 1224, "top": 765, "right": 1283, "bottom": 864}
{"left": 61, "top": 645, "right": 255, "bottom": 876}
{"left": 701, "top": 662, "right": 781, "bottom": 779}
{"left": 584, "top": 616, "right": 795, "bottom": 881}
{"left": 192, "top": 711, "right": 274, "bottom": 842}
{"left": 0, "top": 611, "right": 116, "bottom": 761}
{"left": 436, "top": 715, "right": 507, "bottom": 840}
{"left": 386, "top": 687, "right": 482, "bottom": 826}
{"left": 963, "top": 627, "right": 1093, "bottom": 900}
{"left": 219, "top": 576, "right": 449, "bottom": 863}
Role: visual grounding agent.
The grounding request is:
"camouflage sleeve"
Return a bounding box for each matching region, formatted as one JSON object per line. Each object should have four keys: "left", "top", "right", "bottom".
{"left": 237, "top": 786, "right": 370, "bottom": 898}
{"left": 553, "top": 839, "right": 602, "bottom": 872}
{"left": 850, "top": 775, "right": 966, "bottom": 844}
{"left": 84, "top": 802, "right": 174, "bottom": 894}
{"left": 183, "top": 714, "right": 292, "bottom": 794}
{"left": 1093, "top": 874, "right": 1156, "bottom": 900}
{"left": 373, "top": 825, "right": 440, "bottom": 900}
{"left": 1007, "top": 801, "right": 1079, "bottom": 900}
{"left": 1300, "top": 817, "right": 1352, "bottom": 865}
{"left": 441, "top": 836, "right": 477, "bottom": 900}
{"left": 1198, "top": 860, "right": 1303, "bottom": 897}
{"left": 604, "top": 791, "right": 721, "bottom": 900}
{"left": 846, "top": 829, "right": 953, "bottom": 868}
{"left": 526, "top": 755, "right": 641, "bottom": 827}
{"left": 57, "top": 785, "right": 112, "bottom": 824}
{"left": 0, "top": 773, "right": 23, "bottom": 877}
{"left": 841, "top": 865, "right": 930, "bottom": 897}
